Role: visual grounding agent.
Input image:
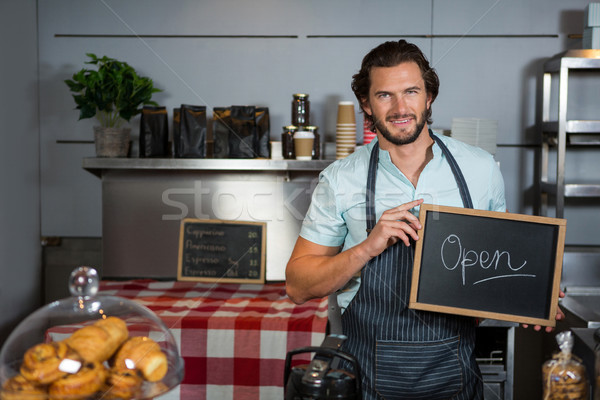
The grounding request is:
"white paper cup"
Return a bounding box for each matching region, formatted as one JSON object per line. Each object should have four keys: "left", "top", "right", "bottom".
{"left": 294, "top": 130, "right": 315, "bottom": 160}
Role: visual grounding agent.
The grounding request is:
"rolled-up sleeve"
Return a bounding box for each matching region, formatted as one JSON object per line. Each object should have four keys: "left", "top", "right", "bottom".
{"left": 300, "top": 172, "right": 348, "bottom": 247}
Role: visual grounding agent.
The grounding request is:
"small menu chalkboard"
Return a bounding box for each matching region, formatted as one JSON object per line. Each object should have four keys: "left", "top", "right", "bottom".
{"left": 409, "top": 204, "right": 566, "bottom": 327}
{"left": 177, "top": 219, "right": 266, "bottom": 283}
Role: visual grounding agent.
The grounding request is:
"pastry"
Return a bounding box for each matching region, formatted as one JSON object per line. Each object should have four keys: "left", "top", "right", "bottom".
{"left": 1, "top": 374, "right": 47, "bottom": 400}
{"left": 48, "top": 361, "right": 107, "bottom": 399}
{"left": 102, "top": 368, "right": 143, "bottom": 399}
{"left": 20, "top": 341, "right": 73, "bottom": 384}
{"left": 95, "top": 317, "right": 129, "bottom": 351}
{"left": 64, "top": 317, "right": 128, "bottom": 363}
{"left": 113, "top": 336, "right": 168, "bottom": 382}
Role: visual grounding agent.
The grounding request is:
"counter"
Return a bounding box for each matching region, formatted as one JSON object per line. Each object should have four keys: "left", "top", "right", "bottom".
{"left": 83, "top": 157, "right": 334, "bottom": 281}
{"left": 560, "top": 286, "right": 600, "bottom": 329}
{"left": 96, "top": 279, "right": 328, "bottom": 400}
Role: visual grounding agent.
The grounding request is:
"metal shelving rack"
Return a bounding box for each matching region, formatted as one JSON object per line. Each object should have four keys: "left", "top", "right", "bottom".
{"left": 539, "top": 49, "right": 600, "bottom": 218}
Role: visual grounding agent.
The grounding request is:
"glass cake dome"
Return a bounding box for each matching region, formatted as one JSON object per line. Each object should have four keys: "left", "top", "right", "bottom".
{"left": 0, "top": 267, "right": 184, "bottom": 399}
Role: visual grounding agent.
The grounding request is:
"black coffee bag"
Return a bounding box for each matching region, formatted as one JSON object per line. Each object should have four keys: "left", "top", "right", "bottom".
{"left": 175, "top": 104, "right": 207, "bottom": 158}
{"left": 229, "top": 105, "right": 256, "bottom": 158}
{"left": 255, "top": 107, "right": 270, "bottom": 158}
{"left": 212, "top": 107, "right": 231, "bottom": 159}
{"left": 139, "top": 106, "right": 169, "bottom": 157}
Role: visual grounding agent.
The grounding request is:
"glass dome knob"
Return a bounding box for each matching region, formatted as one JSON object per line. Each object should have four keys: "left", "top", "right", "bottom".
{"left": 68, "top": 266, "right": 99, "bottom": 298}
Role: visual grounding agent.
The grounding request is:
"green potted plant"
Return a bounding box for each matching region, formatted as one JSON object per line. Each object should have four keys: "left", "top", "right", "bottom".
{"left": 65, "top": 53, "right": 161, "bottom": 157}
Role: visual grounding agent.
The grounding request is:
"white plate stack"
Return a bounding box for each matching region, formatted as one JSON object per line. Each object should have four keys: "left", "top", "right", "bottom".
{"left": 450, "top": 118, "right": 498, "bottom": 156}
{"left": 336, "top": 101, "right": 356, "bottom": 159}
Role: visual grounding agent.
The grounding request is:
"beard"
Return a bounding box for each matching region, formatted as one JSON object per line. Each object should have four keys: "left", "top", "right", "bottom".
{"left": 373, "top": 107, "right": 428, "bottom": 146}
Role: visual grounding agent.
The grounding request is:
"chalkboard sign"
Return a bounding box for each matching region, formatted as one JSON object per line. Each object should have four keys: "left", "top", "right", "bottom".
{"left": 177, "top": 219, "right": 266, "bottom": 283}
{"left": 409, "top": 204, "right": 566, "bottom": 327}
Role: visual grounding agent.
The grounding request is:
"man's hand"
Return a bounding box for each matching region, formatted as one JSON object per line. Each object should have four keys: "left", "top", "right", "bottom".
{"left": 521, "top": 290, "right": 565, "bottom": 332}
{"left": 359, "top": 198, "right": 424, "bottom": 260}
{"left": 286, "top": 198, "right": 425, "bottom": 304}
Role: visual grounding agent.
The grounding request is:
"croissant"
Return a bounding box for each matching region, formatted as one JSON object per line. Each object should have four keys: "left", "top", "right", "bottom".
{"left": 113, "top": 336, "right": 168, "bottom": 382}
{"left": 64, "top": 316, "right": 128, "bottom": 363}
{"left": 95, "top": 317, "right": 129, "bottom": 349}
{"left": 48, "top": 361, "right": 107, "bottom": 400}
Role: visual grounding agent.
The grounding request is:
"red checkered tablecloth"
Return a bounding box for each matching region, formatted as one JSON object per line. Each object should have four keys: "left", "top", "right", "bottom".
{"left": 98, "top": 280, "right": 328, "bottom": 400}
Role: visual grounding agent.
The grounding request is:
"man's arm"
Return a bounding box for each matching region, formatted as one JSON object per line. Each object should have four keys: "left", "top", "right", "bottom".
{"left": 285, "top": 199, "right": 424, "bottom": 304}
{"left": 285, "top": 237, "right": 368, "bottom": 304}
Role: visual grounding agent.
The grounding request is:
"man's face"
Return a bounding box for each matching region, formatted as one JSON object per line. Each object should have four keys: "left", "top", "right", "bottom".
{"left": 363, "top": 62, "right": 432, "bottom": 146}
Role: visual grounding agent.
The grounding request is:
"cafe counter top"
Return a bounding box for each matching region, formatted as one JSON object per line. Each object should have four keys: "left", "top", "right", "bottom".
{"left": 83, "top": 157, "right": 335, "bottom": 177}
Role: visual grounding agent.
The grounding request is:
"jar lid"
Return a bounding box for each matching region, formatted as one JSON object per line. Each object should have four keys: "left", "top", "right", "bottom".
{"left": 0, "top": 267, "right": 184, "bottom": 399}
{"left": 283, "top": 125, "right": 298, "bottom": 131}
{"left": 293, "top": 93, "right": 309, "bottom": 98}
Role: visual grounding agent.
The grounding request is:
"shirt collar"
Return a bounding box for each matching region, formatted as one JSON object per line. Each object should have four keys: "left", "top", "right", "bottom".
{"left": 375, "top": 130, "right": 443, "bottom": 179}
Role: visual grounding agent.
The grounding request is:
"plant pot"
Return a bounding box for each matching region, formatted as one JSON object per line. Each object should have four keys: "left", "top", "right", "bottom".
{"left": 94, "top": 126, "right": 131, "bottom": 157}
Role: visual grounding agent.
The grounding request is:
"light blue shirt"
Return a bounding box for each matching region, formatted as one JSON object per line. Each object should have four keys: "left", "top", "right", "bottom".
{"left": 299, "top": 133, "right": 506, "bottom": 310}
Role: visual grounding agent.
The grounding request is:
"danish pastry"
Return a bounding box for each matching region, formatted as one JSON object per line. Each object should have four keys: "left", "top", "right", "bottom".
{"left": 48, "top": 361, "right": 107, "bottom": 399}
{"left": 102, "top": 368, "right": 143, "bottom": 399}
{"left": 20, "top": 341, "right": 74, "bottom": 384}
{"left": 1, "top": 374, "right": 47, "bottom": 400}
{"left": 113, "top": 336, "right": 168, "bottom": 382}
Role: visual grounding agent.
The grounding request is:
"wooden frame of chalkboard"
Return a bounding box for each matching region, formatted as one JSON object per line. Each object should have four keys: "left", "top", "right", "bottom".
{"left": 177, "top": 219, "right": 266, "bottom": 284}
{"left": 409, "top": 204, "right": 566, "bottom": 327}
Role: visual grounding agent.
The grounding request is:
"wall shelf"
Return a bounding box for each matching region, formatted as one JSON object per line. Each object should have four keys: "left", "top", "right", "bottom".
{"left": 538, "top": 49, "right": 600, "bottom": 218}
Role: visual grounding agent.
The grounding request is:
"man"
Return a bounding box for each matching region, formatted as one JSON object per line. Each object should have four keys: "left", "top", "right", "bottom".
{"left": 286, "top": 40, "right": 525, "bottom": 399}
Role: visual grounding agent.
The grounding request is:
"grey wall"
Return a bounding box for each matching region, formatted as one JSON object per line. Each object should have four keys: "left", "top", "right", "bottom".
{"left": 37, "top": 0, "right": 598, "bottom": 247}
{"left": 0, "top": 0, "right": 42, "bottom": 344}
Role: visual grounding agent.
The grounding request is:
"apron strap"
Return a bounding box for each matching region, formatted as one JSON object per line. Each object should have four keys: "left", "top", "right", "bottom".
{"left": 366, "top": 130, "right": 473, "bottom": 232}
{"left": 429, "top": 130, "right": 473, "bottom": 209}
{"left": 365, "top": 141, "right": 380, "bottom": 233}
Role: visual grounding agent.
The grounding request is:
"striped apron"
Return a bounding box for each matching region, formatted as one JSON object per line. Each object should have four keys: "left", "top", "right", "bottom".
{"left": 340, "top": 131, "right": 483, "bottom": 399}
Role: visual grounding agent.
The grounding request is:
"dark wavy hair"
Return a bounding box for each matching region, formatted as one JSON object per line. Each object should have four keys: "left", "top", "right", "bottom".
{"left": 351, "top": 40, "right": 439, "bottom": 129}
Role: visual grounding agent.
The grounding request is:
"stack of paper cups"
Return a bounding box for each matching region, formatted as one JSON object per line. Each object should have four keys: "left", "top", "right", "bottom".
{"left": 336, "top": 101, "right": 356, "bottom": 159}
{"left": 363, "top": 118, "right": 376, "bottom": 144}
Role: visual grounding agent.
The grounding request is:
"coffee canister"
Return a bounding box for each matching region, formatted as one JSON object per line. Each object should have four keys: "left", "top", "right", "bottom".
{"left": 304, "top": 126, "right": 320, "bottom": 160}
{"left": 292, "top": 94, "right": 310, "bottom": 127}
{"left": 282, "top": 125, "right": 298, "bottom": 159}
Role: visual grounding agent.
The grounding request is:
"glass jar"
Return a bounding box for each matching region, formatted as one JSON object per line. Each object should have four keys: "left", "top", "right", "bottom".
{"left": 304, "top": 126, "right": 320, "bottom": 160}
{"left": 282, "top": 125, "right": 297, "bottom": 159}
{"left": 292, "top": 94, "right": 310, "bottom": 127}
